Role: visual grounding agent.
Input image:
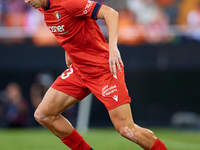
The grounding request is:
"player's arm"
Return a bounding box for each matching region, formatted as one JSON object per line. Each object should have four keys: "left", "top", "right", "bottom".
{"left": 97, "top": 5, "right": 124, "bottom": 76}
{"left": 65, "top": 51, "right": 72, "bottom": 68}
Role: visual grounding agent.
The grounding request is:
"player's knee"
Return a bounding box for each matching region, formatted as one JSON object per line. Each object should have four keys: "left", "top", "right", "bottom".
{"left": 34, "top": 110, "right": 51, "bottom": 125}
{"left": 118, "top": 126, "right": 138, "bottom": 143}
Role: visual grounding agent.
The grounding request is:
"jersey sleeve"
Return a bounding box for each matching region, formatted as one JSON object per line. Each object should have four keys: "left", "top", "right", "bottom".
{"left": 61, "top": 0, "right": 102, "bottom": 19}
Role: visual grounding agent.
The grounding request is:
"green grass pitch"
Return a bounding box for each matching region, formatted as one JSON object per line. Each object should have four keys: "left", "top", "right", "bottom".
{"left": 0, "top": 127, "right": 200, "bottom": 150}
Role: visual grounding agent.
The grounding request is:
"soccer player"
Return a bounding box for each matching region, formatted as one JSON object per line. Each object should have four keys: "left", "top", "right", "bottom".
{"left": 24, "top": 0, "right": 168, "bottom": 149}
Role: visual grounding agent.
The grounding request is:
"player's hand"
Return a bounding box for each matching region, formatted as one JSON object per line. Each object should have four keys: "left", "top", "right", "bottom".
{"left": 109, "top": 46, "right": 124, "bottom": 76}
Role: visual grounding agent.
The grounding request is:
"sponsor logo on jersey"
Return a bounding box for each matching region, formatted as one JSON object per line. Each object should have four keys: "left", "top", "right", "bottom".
{"left": 55, "top": 11, "right": 61, "bottom": 21}
{"left": 102, "top": 85, "right": 117, "bottom": 97}
{"left": 83, "top": 0, "right": 93, "bottom": 14}
{"left": 48, "top": 25, "right": 67, "bottom": 34}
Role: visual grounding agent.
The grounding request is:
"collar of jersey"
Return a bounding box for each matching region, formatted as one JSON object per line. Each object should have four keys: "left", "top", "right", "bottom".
{"left": 44, "top": 0, "right": 50, "bottom": 10}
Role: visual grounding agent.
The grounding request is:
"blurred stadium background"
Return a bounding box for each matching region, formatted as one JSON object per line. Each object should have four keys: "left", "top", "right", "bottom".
{"left": 1, "top": 0, "right": 200, "bottom": 149}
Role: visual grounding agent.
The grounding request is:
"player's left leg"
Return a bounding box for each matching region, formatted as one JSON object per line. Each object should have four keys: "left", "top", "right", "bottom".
{"left": 108, "top": 103, "right": 167, "bottom": 150}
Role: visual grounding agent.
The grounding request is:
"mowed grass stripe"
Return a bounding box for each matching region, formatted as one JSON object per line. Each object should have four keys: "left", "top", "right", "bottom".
{"left": 0, "top": 128, "right": 200, "bottom": 150}
{"left": 163, "top": 139, "right": 200, "bottom": 149}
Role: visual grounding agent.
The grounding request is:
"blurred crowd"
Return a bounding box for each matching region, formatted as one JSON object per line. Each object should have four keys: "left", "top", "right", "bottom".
{"left": 0, "top": 73, "right": 54, "bottom": 127}
{"left": 1, "top": 0, "right": 200, "bottom": 45}
{"left": 1, "top": 0, "right": 200, "bottom": 128}
{"left": 0, "top": 73, "right": 77, "bottom": 128}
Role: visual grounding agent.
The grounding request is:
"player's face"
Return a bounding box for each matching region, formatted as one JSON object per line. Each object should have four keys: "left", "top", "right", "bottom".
{"left": 24, "top": 0, "right": 46, "bottom": 9}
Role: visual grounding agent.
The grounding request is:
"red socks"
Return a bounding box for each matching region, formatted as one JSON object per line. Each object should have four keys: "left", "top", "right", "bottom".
{"left": 149, "top": 138, "right": 168, "bottom": 150}
{"left": 61, "top": 128, "right": 91, "bottom": 150}
{"left": 61, "top": 128, "right": 167, "bottom": 150}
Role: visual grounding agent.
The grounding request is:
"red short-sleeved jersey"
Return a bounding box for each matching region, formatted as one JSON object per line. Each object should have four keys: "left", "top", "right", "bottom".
{"left": 39, "top": 0, "right": 110, "bottom": 77}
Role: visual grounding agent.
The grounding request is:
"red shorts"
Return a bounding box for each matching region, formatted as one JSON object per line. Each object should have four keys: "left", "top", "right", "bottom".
{"left": 51, "top": 64, "right": 131, "bottom": 110}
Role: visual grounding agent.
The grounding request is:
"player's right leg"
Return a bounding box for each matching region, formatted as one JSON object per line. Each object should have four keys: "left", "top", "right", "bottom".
{"left": 34, "top": 87, "right": 93, "bottom": 150}
{"left": 34, "top": 87, "right": 79, "bottom": 138}
{"left": 34, "top": 64, "right": 93, "bottom": 150}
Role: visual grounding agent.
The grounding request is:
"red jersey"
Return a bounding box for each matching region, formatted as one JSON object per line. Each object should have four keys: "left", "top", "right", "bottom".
{"left": 39, "top": 0, "right": 110, "bottom": 77}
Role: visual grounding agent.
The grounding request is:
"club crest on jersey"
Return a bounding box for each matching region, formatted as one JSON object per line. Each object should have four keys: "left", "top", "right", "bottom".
{"left": 55, "top": 11, "right": 61, "bottom": 21}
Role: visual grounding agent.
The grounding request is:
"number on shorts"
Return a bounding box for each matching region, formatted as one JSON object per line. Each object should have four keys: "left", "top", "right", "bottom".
{"left": 61, "top": 68, "right": 73, "bottom": 79}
